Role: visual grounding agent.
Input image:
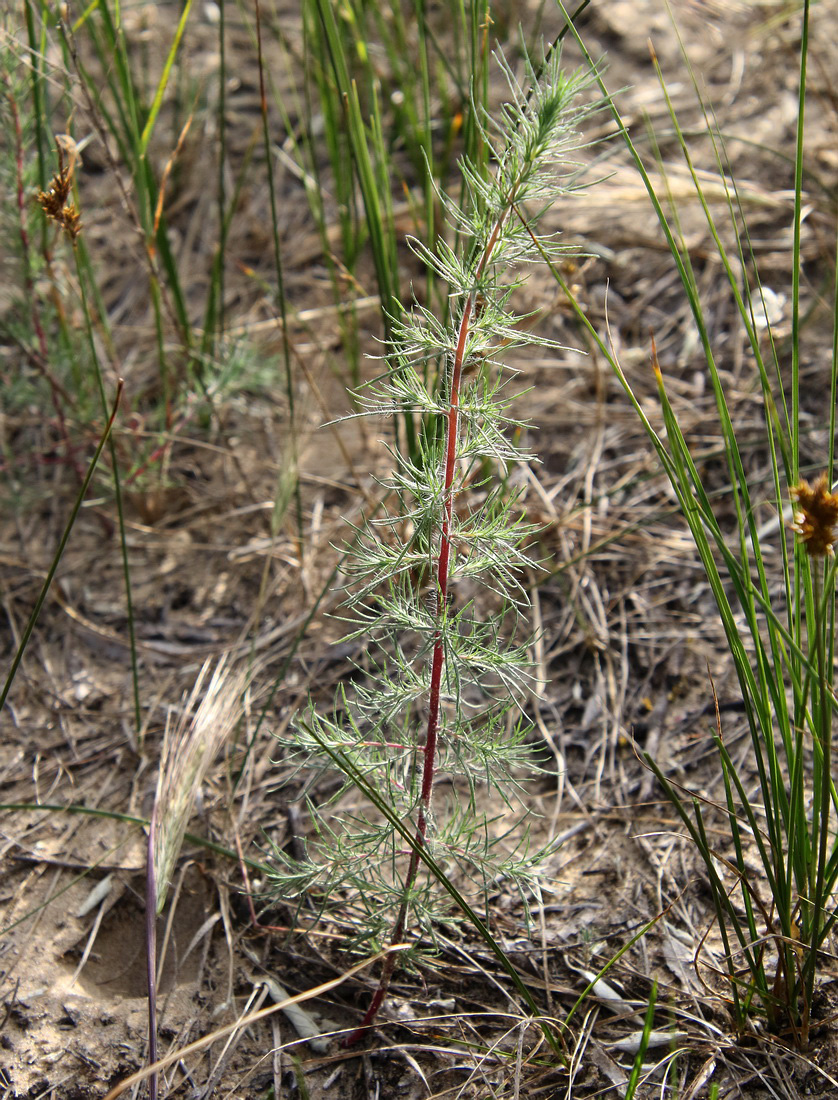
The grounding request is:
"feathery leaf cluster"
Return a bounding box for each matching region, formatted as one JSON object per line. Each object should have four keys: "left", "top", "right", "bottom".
{"left": 269, "top": 46, "right": 598, "bottom": 963}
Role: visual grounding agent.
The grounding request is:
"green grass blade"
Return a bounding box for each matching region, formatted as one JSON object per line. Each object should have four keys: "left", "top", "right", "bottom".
{"left": 138, "top": 0, "right": 193, "bottom": 155}
{"left": 0, "top": 381, "right": 123, "bottom": 714}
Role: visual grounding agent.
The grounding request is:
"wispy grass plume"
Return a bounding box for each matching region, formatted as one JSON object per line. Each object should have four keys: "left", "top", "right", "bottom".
{"left": 152, "top": 656, "right": 245, "bottom": 913}
{"left": 147, "top": 657, "right": 245, "bottom": 1099}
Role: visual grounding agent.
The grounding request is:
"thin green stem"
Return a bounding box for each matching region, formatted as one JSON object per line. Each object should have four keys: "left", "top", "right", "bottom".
{"left": 806, "top": 562, "right": 831, "bottom": 1016}
{"left": 255, "top": 0, "right": 303, "bottom": 551}
{"left": 0, "top": 801, "right": 270, "bottom": 874}
{"left": 0, "top": 382, "right": 123, "bottom": 715}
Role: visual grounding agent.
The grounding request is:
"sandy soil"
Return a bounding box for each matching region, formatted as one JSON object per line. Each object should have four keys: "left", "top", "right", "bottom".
{"left": 2, "top": 1, "right": 838, "bottom": 1097}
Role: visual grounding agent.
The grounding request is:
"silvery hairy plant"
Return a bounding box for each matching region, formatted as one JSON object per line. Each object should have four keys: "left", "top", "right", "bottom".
{"left": 268, "top": 44, "right": 600, "bottom": 1040}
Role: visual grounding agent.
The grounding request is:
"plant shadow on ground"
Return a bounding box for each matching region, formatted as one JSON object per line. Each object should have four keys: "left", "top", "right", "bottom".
{"left": 2, "top": 1, "right": 838, "bottom": 1097}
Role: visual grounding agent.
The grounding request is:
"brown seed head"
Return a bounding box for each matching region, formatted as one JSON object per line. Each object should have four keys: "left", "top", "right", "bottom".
{"left": 790, "top": 473, "right": 838, "bottom": 556}
{"left": 56, "top": 202, "right": 82, "bottom": 243}
{"left": 37, "top": 142, "right": 83, "bottom": 244}
{"left": 37, "top": 167, "right": 73, "bottom": 219}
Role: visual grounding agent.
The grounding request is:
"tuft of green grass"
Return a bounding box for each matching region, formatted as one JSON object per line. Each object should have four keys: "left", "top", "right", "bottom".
{"left": 560, "top": 0, "right": 838, "bottom": 1047}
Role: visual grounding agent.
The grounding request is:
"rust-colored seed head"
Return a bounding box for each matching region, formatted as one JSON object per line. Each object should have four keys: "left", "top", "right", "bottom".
{"left": 37, "top": 168, "right": 72, "bottom": 219}
{"left": 56, "top": 202, "right": 82, "bottom": 242}
{"left": 790, "top": 473, "right": 838, "bottom": 556}
{"left": 37, "top": 145, "right": 83, "bottom": 243}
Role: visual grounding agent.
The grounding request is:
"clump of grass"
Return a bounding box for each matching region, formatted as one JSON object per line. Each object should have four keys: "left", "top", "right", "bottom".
{"left": 560, "top": 0, "right": 838, "bottom": 1048}
{"left": 267, "top": 42, "right": 600, "bottom": 1041}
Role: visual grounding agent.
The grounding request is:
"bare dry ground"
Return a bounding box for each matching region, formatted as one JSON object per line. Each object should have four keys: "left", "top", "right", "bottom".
{"left": 3, "top": 1, "right": 838, "bottom": 1097}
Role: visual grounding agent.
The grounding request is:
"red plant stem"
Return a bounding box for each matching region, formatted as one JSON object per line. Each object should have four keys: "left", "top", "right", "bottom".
{"left": 344, "top": 214, "right": 507, "bottom": 1047}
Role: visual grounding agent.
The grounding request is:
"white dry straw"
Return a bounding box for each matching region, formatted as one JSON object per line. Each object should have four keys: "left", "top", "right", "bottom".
{"left": 153, "top": 656, "right": 245, "bottom": 913}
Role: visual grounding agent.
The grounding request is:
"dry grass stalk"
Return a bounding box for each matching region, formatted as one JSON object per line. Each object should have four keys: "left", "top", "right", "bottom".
{"left": 152, "top": 655, "right": 244, "bottom": 914}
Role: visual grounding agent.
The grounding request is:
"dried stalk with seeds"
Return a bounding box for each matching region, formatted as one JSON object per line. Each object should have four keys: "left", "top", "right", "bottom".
{"left": 147, "top": 658, "right": 245, "bottom": 1098}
